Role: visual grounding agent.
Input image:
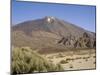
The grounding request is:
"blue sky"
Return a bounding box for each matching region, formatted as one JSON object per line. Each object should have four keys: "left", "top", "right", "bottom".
{"left": 12, "top": 0, "right": 96, "bottom": 32}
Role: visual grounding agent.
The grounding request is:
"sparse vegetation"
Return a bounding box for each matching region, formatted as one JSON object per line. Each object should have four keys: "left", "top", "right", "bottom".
{"left": 82, "top": 57, "right": 90, "bottom": 59}
{"left": 55, "top": 53, "right": 65, "bottom": 58}
{"left": 48, "top": 56, "right": 54, "bottom": 59}
{"left": 12, "top": 47, "right": 63, "bottom": 74}
{"left": 66, "top": 58, "right": 74, "bottom": 61}
{"left": 69, "top": 64, "right": 73, "bottom": 68}
{"left": 60, "top": 59, "right": 69, "bottom": 64}
{"left": 93, "top": 56, "right": 96, "bottom": 58}
{"left": 75, "top": 57, "right": 82, "bottom": 60}
{"left": 12, "top": 16, "right": 96, "bottom": 73}
{"left": 85, "top": 59, "right": 88, "bottom": 61}
{"left": 58, "top": 53, "right": 65, "bottom": 58}
{"left": 93, "top": 61, "right": 96, "bottom": 64}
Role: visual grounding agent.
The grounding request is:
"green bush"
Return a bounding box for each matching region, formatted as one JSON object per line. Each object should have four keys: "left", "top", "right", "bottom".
{"left": 12, "top": 47, "right": 63, "bottom": 74}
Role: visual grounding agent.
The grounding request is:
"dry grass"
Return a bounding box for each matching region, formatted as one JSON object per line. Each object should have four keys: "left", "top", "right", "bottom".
{"left": 12, "top": 47, "right": 63, "bottom": 74}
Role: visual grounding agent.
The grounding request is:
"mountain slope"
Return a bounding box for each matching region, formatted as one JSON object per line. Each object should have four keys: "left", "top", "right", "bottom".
{"left": 13, "top": 16, "right": 86, "bottom": 37}
{"left": 12, "top": 16, "right": 96, "bottom": 53}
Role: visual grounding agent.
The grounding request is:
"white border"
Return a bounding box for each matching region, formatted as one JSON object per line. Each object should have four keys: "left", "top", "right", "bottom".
{"left": 0, "top": 0, "right": 10, "bottom": 75}
{"left": 20, "top": 0, "right": 96, "bottom": 5}
{"left": 0, "top": 0, "right": 100, "bottom": 75}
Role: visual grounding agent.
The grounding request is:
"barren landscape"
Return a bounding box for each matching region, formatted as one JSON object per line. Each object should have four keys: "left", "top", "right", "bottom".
{"left": 11, "top": 0, "right": 96, "bottom": 74}
{"left": 43, "top": 49, "right": 96, "bottom": 71}
{"left": 12, "top": 16, "right": 96, "bottom": 74}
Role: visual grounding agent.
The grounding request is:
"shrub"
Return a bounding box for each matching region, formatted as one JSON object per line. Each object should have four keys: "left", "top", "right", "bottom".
{"left": 93, "top": 61, "right": 96, "bottom": 64}
{"left": 60, "top": 60, "right": 68, "bottom": 64}
{"left": 66, "top": 58, "right": 74, "bottom": 61}
{"left": 69, "top": 64, "right": 73, "bottom": 68}
{"left": 12, "top": 47, "right": 64, "bottom": 74}
{"left": 55, "top": 63, "right": 64, "bottom": 71}
{"left": 93, "top": 56, "right": 96, "bottom": 58}
{"left": 58, "top": 53, "right": 64, "bottom": 58}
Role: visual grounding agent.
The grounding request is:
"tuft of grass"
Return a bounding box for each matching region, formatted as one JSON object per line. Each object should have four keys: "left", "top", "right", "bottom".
{"left": 85, "top": 59, "right": 88, "bottom": 61}
{"left": 93, "top": 56, "right": 96, "bottom": 58}
{"left": 69, "top": 64, "right": 73, "bottom": 68}
{"left": 82, "top": 57, "right": 89, "bottom": 59}
{"left": 75, "top": 57, "right": 82, "bottom": 60}
{"left": 60, "top": 59, "right": 69, "bottom": 64}
{"left": 66, "top": 58, "right": 74, "bottom": 61}
{"left": 48, "top": 56, "right": 54, "bottom": 59}
{"left": 57, "top": 53, "right": 65, "bottom": 58}
{"left": 12, "top": 47, "right": 64, "bottom": 74}
{"left": 93, "top": 61, "right": 96, "bottom": 64}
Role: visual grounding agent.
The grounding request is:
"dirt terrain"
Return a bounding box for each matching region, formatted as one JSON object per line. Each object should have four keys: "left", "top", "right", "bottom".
{"left": 43, "top": 49, "right": 96, "bottom": 70}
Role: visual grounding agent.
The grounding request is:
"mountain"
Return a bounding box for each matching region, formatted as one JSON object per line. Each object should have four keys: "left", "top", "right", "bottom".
{"left": 12, "top": 16, "right": 96, "bottom": 53}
